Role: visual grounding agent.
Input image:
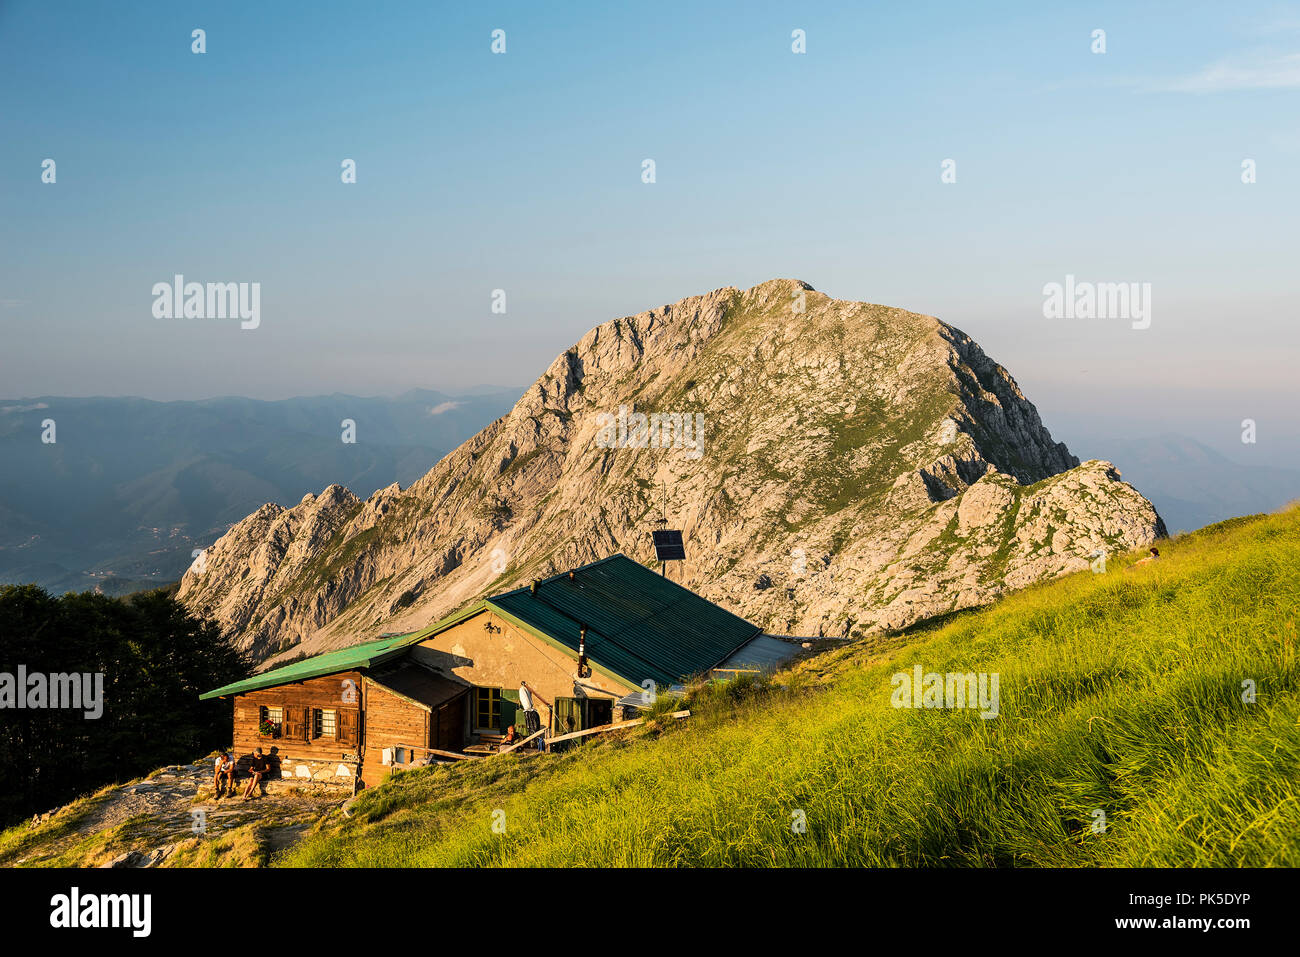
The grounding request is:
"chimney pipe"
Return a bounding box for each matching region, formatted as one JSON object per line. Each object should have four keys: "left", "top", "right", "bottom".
{"left": 577, "top": 625, "right": 591, "bottom": 678}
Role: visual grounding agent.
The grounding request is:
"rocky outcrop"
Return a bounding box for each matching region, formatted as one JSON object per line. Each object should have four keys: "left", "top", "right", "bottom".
{"left": 178, "top": 279, "right": 1166, "bottom": 661}
{"left": 13, "top": 759, "right": 346, "bottom": 867}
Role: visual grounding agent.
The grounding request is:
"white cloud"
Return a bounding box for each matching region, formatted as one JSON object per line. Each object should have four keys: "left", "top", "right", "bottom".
{"left": 428, "top": 401, "right": 462, "bottom": 416}
{"left": 1148, "top": 51, "right": 1300, "bottom": 93}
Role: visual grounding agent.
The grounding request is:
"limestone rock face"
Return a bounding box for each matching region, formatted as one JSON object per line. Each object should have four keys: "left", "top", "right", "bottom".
{"left": 178, "top": 280, "right": 1166, "bottom": 661}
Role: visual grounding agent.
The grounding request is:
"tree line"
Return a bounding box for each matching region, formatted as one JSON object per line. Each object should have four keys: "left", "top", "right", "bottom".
{"left": 0, "top": 585, "right": 249, "bottom": 829}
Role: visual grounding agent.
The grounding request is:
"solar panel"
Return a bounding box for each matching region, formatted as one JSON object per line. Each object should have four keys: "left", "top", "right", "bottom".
{"left": 652, "top": 529, "right": 685, "bottom": 561}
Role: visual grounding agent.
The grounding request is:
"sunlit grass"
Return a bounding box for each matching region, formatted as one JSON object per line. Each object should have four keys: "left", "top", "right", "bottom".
{"left": 279, "top": 507, "right": 1300, "bottom": 867}
{"left": 0, "top": 790, "right": 113, "bottom": 866}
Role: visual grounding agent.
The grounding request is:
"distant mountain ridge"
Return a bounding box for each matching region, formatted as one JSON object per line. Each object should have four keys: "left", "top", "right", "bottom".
{"left": 0, "top": 389, "right": 519, "bottom": 594}
{"left": 176, "top": 280, "right": 1166, "bottom": 663}
{"left": 1074, "top": 434, "right": 1300, "bottom": 534}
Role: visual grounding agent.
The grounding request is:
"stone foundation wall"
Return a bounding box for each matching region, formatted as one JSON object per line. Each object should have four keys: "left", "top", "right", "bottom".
{"left": 199, "top": 756, "right": 356, "bottom": 798}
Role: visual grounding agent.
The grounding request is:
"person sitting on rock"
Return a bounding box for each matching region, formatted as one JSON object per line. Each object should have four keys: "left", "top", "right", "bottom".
{"left": 242, "top": 748, "right": 270, "bottom": 800}
{"left": 214, "top": 752, "right": 235, "bottom": 798}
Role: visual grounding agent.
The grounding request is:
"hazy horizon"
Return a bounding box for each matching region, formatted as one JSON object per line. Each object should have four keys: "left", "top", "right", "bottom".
{"left": 4, "top": 1, "right": 1298, "bottom": 468}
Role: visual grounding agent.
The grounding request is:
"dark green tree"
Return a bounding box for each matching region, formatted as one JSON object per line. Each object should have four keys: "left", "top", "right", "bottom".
{"left": 0, "top": 585, "right": 250, "bottom": 828}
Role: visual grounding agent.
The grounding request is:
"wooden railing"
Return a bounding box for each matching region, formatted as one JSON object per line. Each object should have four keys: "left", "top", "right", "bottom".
{"left": 390, "top": 710, "right": 690, "bottom": 766}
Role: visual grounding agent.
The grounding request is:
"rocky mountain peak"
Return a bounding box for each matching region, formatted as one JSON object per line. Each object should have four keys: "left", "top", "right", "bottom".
{"left": 178, "top": 280, "right": 1165, "bottom": 661}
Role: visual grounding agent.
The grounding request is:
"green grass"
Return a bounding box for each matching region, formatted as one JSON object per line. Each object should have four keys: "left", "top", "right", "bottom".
{"left": 280, "top": 506, "right": 1300, "bottom": 867}
{"left": 0, "top": 791, "right": 112, "bottom": 866}
{"left": 164, "top": 824, "right": 271, "bottom": 868}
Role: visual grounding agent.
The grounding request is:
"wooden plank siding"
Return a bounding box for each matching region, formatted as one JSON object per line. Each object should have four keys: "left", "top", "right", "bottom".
{"left": 359, "top": 678, "right": 427, "bottom": 785}
{"left": 359, "top": 679, "right": 471, "bottom": 785}
{"left": 232, "top": 671, "right": 362, "bottom": 782}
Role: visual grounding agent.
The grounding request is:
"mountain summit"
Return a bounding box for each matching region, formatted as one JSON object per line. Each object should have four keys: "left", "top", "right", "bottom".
{"left": 178, "top": 280, "right": 1165, "bottom": 662}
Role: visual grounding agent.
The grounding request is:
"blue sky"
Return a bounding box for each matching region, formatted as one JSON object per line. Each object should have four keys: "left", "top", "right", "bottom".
{"left": 2, "top": 1, "right": 1298, "bottom": 464}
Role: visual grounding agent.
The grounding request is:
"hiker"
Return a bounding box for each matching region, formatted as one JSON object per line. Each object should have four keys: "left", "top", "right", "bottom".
{"left": 519, "top": 680, "right": 549, "bottom": 744}
{"left": 242, "top": 747, "right": 270, "bottom": 800}
{"left": 214, "top": 752, "right": 235, "bottom": 798}
{"left": 499, "top": 725, "right": 521, "bottom": 751}
{"left": 1132, "top": 546, "right": 1160, "bottom": 568}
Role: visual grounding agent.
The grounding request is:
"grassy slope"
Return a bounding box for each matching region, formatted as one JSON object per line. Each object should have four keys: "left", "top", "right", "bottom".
{"left": 0, "top": 791, "right": 115, "bottom": 867}
{"left": 289, "top": 508, "right": 1296, "bottom": 866}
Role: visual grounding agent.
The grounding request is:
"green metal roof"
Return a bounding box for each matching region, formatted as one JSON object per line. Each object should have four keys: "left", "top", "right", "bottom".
{"left": 199, "top": 553, "right": 761, "bottom": 699}
{"left": 198, "top": 631, "right": 417, "bottom": 699}
{"left": 485, "top": 555, "right": 761, "bottom": 688}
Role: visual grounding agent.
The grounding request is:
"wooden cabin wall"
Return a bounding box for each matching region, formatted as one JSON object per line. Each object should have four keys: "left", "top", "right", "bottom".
{"left": 359, "top": 681, "right": 471, "bottom": 784}
{"left": 359, "top": 679, "right": 429, "bottom": 785}
{"left": 231, "top": 671, "right": 362, "bottom": 780}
